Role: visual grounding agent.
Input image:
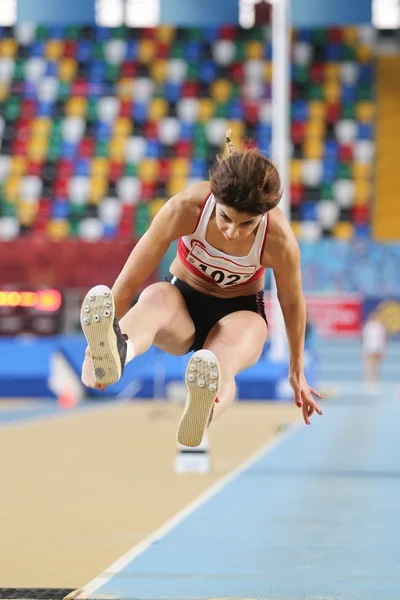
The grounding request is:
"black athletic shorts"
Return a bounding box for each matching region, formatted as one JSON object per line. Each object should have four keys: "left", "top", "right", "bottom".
{"left": 167, "top": 274, "right": 268, "bottom": 352}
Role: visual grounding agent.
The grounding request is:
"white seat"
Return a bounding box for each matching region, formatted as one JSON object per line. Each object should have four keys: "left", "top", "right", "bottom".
{"left": 116, "top": 176, "right": 141, "bottom": 205}
{"left": 335, "top": 120, "right": 357, "bottom": 144}
{"left": 97, "top": 96, "right": 120, "bottom": 123}
{"left": 37, "top": 76, "right": 59, "bottom": 103}
{"left": 212, "top": 40, "right": 235, "bottom": 66}
{"left": 358, "top": 26, "right": 376, "bottom": 46}
{"left": 158, "top": 117, "right": 180, "bottom": 145}
{"left": 69, "top": 176, "right": 90, "bottom": 204}
{"left": 354, "top": 140, "right": 374, "bottom": 163}
{"left": 317, "top": 200, "right": 339, "bottom": 229}
{"left": 244, "top": 59, "right": 264, "bottom": 81}
{"left": 259, "top": 101, "right": 272, "bottom": 124}
{"left": 166, "top": 59, "right": 187, "bottom": 84}
{"left": 333, "top": 179, "right": 355, "bottom": 208}
{"left": 302, "top": 159, "right": 323, "bottom": 186}
{"left": 99, "top": 197, "right": 122, "bottom": 226}
{"left": 15, "top": 22, "right": 36, "bottom": 46}
{"left": 104, "top": 39, "right": 127, "bottom": 65}
{"left": 177, "top": 98, "right": 199, "bottom": 123}
{"left": 293, "top": 41, "right": 313, "bottom": 65}
{"left": 340, "top": 62, "right": 358, "bottom": 85}
{"left": 79, "top": 218, "right": 104, "bottom": 242}
{"left": 20, "top": 176, "right": 43, "bottom": 202}
{"left": 0, "top": 116, "right": 5, "bottom": 141}
{"left": 0, "top": 217, "right": 19, "bottom": 240}
{"left": 0, "top": 156, "right": 11, "bottom": 182}
{"left": 132, "top": 77, "right": 154, "bottom": 103}
{"left": 205, "top": 118, "right": 229, "bottom": 146}
{"left": 24, "top": 57, "right": 46, "bottom": 82}
{"left": 125, "top": 136, "right": 148, "bottom": 163}
{"left": 61, "top": 116, "right": 85, "bottom": 144}
{"left": 0, "top": 58, "right": 15, "bottom": 83}
{"left": 300, "top": 221, "right": 322, "bottom": 241}
{"left": 243, "top": 80, "right": 263, "bottom": 101}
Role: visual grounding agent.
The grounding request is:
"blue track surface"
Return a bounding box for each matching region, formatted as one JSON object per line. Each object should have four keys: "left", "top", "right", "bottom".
{"left": 83, "top": 394, "right": 400, "bottom": 600}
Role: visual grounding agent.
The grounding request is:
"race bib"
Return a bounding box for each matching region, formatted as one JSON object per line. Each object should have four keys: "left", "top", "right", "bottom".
{"left": 187, "top": 242, "right": 256, "bottom": 287}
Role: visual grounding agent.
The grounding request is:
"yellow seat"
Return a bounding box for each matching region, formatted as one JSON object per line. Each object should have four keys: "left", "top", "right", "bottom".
{"left": 89, "top": 177, "right": 108, "bottom": 204}
{"left": 245, "top": 41, "right": 264, "bottom": 60}
{"left": 114, "top": 117, "right": 132, "bottom": 137}
{"left": 108, "top": 137, "right": 126, "bottom": 162}
{"left": 357, "top": 44, "right": 373, "bottom": 63}
{"left": 47, "top": 219, "right": 70, "bottom": 240}
{"left": 264, "top": 61, "right": 272, "bottom": 82}
{"left": 117, "top": 77, "right": 134, "bottom": 100}
{"left": 305, "top": 120, "right": 325, "bottom": 140}
{"left": 290, "top": 159, "right": 302, "bottom": 184}
{"left": 228, "top": 120, "right": 245, "bottom": 140}
{"left": 167, "top": 176, "right": 186, "bottom": 198}
{"left": 31, "top": 117, "right": 52, "bottom": 138}
{"left": 169, "top": 157, "right": 189, "bottom": 179}
{"left": 355, "top": 179, "right": 372, "bottom": 204}
{"left": 0, "top": 82, "right": 9, "bottom": 103}
{"left": 352, "top": 163, "right": 372, "bottom": 180}
{"left": 4, "top": 176, "right": 21, "bottom": 202}
{"left": 18, "top": 201, "right": 38, "bottom": 227}
{"left": 155, "top": 26, "right": 175, "bottom": 44}
{"left": 342, "top": 27, "right": 358, "bottom": 45}
{"left": 324, "top": 62, "right": 340, "bottom": 81}
{"left": 148, "top": 98, "right": 168, "bottom": 122}
{"left": 10, "top": 156, "right": 27, "bottom": 176}
{"left": 138, "top": 39, "right": 157, "bottom": 64}
{"left": 149, "top": 199, "right": 166, "bottom": 219}
{"left": 333, "top": 222, "right": 354, "bottom": 239}
{"left": 198, "top": 98, "right": 215, "bottom": 123}
{"left": 308, "top": 101, "right": 325, "bottom": 121}
{"left": 138, "top": 159, "right": 159, "bottom": 183}
{"left": 150, "top": 59, "right": 167, "bottom": 84}
{"left": 211, "top": 79, "right": 232, "bottom": 104}
{"left": 290, "top": 221, "right": 301, "bottom": 239}
{"left": 45, "top": 40, "right": 64, "bottom": 61}
{"left": 356, "top": 101, "right": 374, "bottom": 123}
{"left": 0, "top": 39, "right": 17, "bottom": 58}
{"left": 323, "top": 81, "right": 340, "bottom": 104}
{"left": 59, "top": 58, "right": 77, "bottom": 82}
{"left": 66, "top": 96, "right": 87, "bottom": 118}
{"left": 91, "top": 157, "right": 110, "bottom": 178}
{"left": 28, "top": 137, "right": 49, "bottom": 161}
{"left": 303, "top": 139, "right": 323, "bottom": 160}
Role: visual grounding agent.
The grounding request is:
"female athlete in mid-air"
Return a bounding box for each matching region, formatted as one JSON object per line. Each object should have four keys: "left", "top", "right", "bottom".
{"left": 80, "top": 135, "right": 323, "bottom": 446}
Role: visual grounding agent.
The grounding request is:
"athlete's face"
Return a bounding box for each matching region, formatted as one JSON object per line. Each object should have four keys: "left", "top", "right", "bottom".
{"left": 215, "top": 204, "right": 262, "bottom": 241}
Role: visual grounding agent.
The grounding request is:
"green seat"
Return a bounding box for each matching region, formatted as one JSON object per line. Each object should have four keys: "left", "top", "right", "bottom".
{"left": 113, "top": 26, "right": 128, "bottom": 40}
{"left": 357, "top": 84, "right": 372, "bottom": 101}
{"left": 86, "top": 98, "right": 98, "bottom": 121}
{"left": 66, "top": 26, "right": 79, "bottom": 40}
{"left": 125, "top": 163, "right": 138, "bottom": 176}
{"left": 341, "top": 104, "right": 356, "bottom": 119}
{"left": 14, "top": 59, "right": 25, "bottom": 82}
{"left": 311, "top": 29, "right": 327, "bottom": 45}
{"left": 93, "top": 42, "right": 104, "bottom": 60}
{"left": 187, "top": 64, "right": 200, "bottom": 81}
{"left": 36, "top": 25, "right": 49, "bottom": 41}
{"left": 58, "top": 82, "right": 70, "bottom": 101}
{"left": 338, "top": 163, "right": 352, "bottom": 179}
{"left": 171, "top": 42, "right": 185, "bottom": 59}
{"left": 321, "top": 184, "right": 333, "bottom": 200}
{"left": 235, "top": 41, "right": 246, "bottom": 61}
{"left": 308, "top": 83, "right": 324, "bottom": 101}
{"left": 188, "top": 27, "right": 203, "bottom": 42}
{"left": 96, "top": 140, "right": 109, "bottom": 157}
{"left": 4, "top": 97, "right": 20, "bottom": 121}
{"left": 106, "top": 63, "right": 120, "bottom": 83}
{"left": 214, "top": 103, "right": 229, "bottom": 118}
{"left": 2, "top": 202, "right": 16, "bottom": 217}
{"left": 135, "top": 203, "right": 150, "bottom": 237}
{"left": 230, "top": 83, "right": 241, "bottom": 100}
{"left": 246, "top": 27, "right": 263, "bottom": 42}
{"left": 342, "top": 44, "right": 356, "bottom": 60}
{"left": 293, "top": 64, "right": 309, "bottom": 85}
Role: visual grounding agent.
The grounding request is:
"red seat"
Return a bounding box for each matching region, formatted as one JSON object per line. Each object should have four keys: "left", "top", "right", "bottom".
{"left": 326, "top": 103, "right": 340, "bottom": 124}
{"left": 290, "top": 183, "right": 304, "bottom": 206}
{"left": 182, "top": 81, "right": 200, "bottom": 98}
{"left": 327, "top": 28, "right": 342, "bottom": 43}
{"left": 175, "top": 140, "right": 192, "bottom": 158}
{"left": 291, "top": 121, "right": 305, "bottom": 145}
{"left": 27, "top": 160, "right": 44, "bottom": 176}
{"left": 121, "top": 62, "right": 137, "bottom": 78}
{"left": 12, "top": 138, "right": 28, "bottom": 155}
{"left": 21, "top": 100, "right": 37, "bottom": 119}
{"left": 220, "top": 26, "right": 237, "bottom": 40}
{"left": 119, "top": 101, "right": 132, "bottom": 117}
{"left": 244, "top": 102, "right": 259, "bottom": 125}
{"left": 79, "top": 137, "right": 95, "bottom": 158}
{"left": 230, "top": 62, "right": 244, "bottom": 84}
{"left": 109, "top": 161, "right": 124, "bottom": 182}
{"left": 53, "top": 177, "right": 68, "bottom": 197}
{"left": 339, "top": 144, "right": 353, "bottom": 163}
{"left": 157, "top": 42, "right": 170, "bottom": 59}
{"left": 352, "top": 205, "right": 369, "bottom": 225}
{"left": 310, "top": 63, "right": 324, "bottom": 84}
{"left": 57, "top": 159, "right": 74, "bottom": 178}
{"left": 158, "top": 159, "right": 170, "bottom": 184}
{"left": 141, "top": 181, "right": 157, "bottom": 201}
{"left": 72, "top": 79, "right": 89, "bottom": 97}
{"left": 64, "top": 41, "right": 77, "bottom": 58}
{"left": 143, "top": 121, "right": 158, "bottom": 139}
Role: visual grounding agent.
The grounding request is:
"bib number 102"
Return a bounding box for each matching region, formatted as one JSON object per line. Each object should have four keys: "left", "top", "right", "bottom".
{"left": 198, "top": 263, "right": 241, "bottom": 286}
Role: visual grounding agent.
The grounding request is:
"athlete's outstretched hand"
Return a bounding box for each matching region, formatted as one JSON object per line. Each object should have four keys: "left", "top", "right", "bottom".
{"left": 289, "top": 371, "right": 323, "bottom": 425}
{"left": 81, "top": 348, "right": 107, "bottom": 392}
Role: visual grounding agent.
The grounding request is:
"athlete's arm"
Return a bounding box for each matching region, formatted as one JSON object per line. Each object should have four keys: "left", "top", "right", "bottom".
{"left": 263, "top": 209, "right": 323, "bottom": 424}
{"left": 112, "top": 182, "right": 209, "bottom": 319}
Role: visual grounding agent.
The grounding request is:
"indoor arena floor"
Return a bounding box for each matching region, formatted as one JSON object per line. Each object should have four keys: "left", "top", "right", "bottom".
{"left": 1, "top": 392, "right": 399, "bottom": 600}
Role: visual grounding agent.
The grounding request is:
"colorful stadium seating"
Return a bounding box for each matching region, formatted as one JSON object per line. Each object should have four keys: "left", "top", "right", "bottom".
{"left": 0, "top": 25, "right": 375, "bottom": 242}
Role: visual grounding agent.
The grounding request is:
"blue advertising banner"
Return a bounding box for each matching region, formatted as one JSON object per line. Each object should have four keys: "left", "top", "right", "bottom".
{"left": 363, "top": 297, "right": 400, "bottom": 339}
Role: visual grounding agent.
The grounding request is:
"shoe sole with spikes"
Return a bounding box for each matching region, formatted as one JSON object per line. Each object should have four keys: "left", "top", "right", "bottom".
{"left": 80, "top": 285, "right": 123, "bottom": 386}
{"left": 177, "top": 349, "right": 220, "bottom": 447}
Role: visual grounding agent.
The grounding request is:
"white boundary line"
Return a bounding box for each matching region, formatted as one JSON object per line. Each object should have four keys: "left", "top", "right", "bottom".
{"left": 74, "top": 419, "right": 303, "bottom": 599}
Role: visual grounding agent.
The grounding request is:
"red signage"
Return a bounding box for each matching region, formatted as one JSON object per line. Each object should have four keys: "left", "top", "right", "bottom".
{"left": 265, "top": 294, "right": 362, "bottom": 338}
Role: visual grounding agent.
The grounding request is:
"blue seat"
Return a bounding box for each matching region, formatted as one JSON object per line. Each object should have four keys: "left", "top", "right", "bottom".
{"left": 322, "top": 162, "right": 337, "bottom": 184}
{"left": 132, "top": 102, "right": 148, "bottom": 123}
{"left": 292, "top": 99, "right": 308, "bottom": 122}
{"left": 23, "top": 81, "right": 37, "bottom": 99}
{"left": 49, "top": 25, "right": 65, "bottom": 39}
{"left": 325, "top": 43, "right": 341, "bottom": 61}
{"left": 125, "top": 40, "right": 138, "bottom": 61}
{"left": 45, "top": 62, "right": 58, "bottom": 77}
{"left": 146, "top": 139, "right": 162, "bottom": 158}
{"left": 61, "top": 142, "right": 78, "bottom": 160}
{"left": 358, "top": 64, "right": 373, "bottom": 84}
{"left": 342, "top": 84, "right": 356, "bottom": 104}
{"left": 103, "top": 224, "right": 118, "bottom": 238}
{"left": 296, "top": 29, "right": 312, "bottom": 42}
{"left": 300, "top": 201, "right": 317, "bottom": 221}
{"left": 190, "top": 158, "right": 207, "bottom": 178}
{"left": 185, "top": 41, "right": 201, "bottom": 62}
{"left": 354, "top": 224, "right": 370, "bottom": 238}
{"left": 357, "top": 123, "right": 373, "bottom": 140}
{"left": 264, "top": 42, "right": 272, "bottom": 60}
{"left": 164, "top": 82, "right": 182, "bottom": 103}
{"left": 200, "top": 60, "right": 217, "bottom": 84}
{"left": 37, "top": 101, "right": 54, "bottom": 117}
{"left": 95, "top": 121, "right": 112, "bottom": 141}
{"left": 95, "top": 26, "right": 112, "bottom": 42}
{"left": 75, "top": 158, "right": 90, "bottom": 176}
{"left": 77, "top": 40, "right": 93, "bottom": 63}
{"left": 52, "top": 199, "right": 70, "bottom": 219}
{"left": 29, "top": 41, "right": 45, "bottom": 57}
{"left": 180, "top": 122, "right": 194, "bottom": 141}
{"left": 324, "top": 140, "right": 338, "bottom": 160}
{"left": 228, "top": 99, "right": 244, "bottom": 120}
{"left": 202, "top": 26, "right": 218, "bottom": 43}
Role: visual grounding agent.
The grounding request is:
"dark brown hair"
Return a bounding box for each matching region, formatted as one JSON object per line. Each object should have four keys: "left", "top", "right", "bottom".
{"left": 209, "top": 133, "right": 282, "bottom": 215}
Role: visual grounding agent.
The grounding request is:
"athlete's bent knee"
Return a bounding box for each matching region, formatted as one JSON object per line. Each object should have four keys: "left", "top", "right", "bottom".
{"left": 138, "top": 283, "right": 180, "bottom": 314}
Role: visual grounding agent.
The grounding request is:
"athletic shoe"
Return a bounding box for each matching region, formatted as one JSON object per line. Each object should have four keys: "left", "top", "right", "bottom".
{"left": 177, "top": 349, "right": 220, "bottom": 447}
{"left": 80, "top": 285, "right": 127, "bottom": 386}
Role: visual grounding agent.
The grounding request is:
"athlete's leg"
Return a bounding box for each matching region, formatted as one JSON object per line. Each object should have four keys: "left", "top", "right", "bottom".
{"left": 203, "top": 311, "right": 268, "bottom": 422}
{"left": 81, "top": 282, "right": 195, "bottom": 388}
{"left": 176, "top": 311, "right": 267, "bottom": 446}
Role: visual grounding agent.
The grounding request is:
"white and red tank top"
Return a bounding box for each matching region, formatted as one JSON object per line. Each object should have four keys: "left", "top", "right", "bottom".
{"left": 177, "top": 193, "right": 269, "bottom": 288}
